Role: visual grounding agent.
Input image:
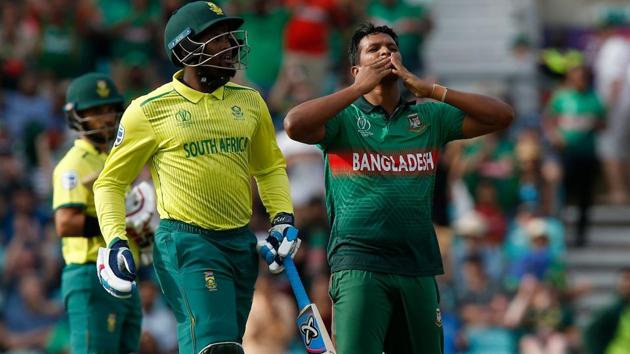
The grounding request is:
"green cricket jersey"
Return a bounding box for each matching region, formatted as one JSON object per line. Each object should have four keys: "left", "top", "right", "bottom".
{"left": 547, "top": 88, "right": 605, "bottom": 157}
{"left": 318, "top": 96, "right": 465, "bottom": 276}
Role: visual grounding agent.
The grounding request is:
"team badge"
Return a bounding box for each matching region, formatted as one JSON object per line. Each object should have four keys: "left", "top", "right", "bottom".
{"left": 435, "top": 308, "right": 442, "bottom": 327}
{"left": 408, "top": 113, "right": 426, "bottom": 133}
{"left": 231, "top": 105, "right": 244, "bottom": 120}
{"left": 96, "top": 80, "right": 110, "bottom": 98}
{"left": 61, "top": 170, "right": 78, "bottom": 190}
{"left": 175, "top": 109, "right": 192, "bottom": 127}
{"left": 207, "top": 2, "right": 224, "bottom": 15}
{"left": 204, "top": 270, "right": 218, "bottom": 291}
{"left": 114, "top": 125, "right": 125, "bottom": 147}
{"left": 107, "top": 313, "right": 117, "bottom": 332}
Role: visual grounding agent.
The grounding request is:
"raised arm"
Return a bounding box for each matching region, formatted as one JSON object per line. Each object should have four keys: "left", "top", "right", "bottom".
{"left": 391, "top": 55, "right": 514, "bottom": 139}
{"left": 284, "top": 56, "right": 393, "bottom": 144}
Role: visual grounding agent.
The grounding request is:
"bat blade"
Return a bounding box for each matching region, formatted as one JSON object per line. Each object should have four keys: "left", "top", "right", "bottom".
{"left": 296, "top": 303, "right": 336, "bottom": 354}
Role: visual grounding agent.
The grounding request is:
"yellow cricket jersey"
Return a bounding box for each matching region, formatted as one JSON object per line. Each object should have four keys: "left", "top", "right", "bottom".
{"left": 52, "top": 139, "right": 108, "bottom": 264}
{"left": 94, "top": 71, "right": 293, "bottom": 245}
{"left": 53, "top": 139, "right": 140, "bottom": 264}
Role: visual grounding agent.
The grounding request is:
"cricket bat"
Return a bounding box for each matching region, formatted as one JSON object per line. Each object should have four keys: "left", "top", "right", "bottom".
{"left": 283, "top": 256, "right": 336, "bottom": 354}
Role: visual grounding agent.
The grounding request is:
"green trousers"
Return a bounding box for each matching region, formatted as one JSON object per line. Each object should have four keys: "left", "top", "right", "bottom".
{"left": 330, "top": 269, "right": 443, "bottom": 354}
{"left": 153, "top": 219, "right": 259, "bottom": 353}
{"left": 62, "top": 264, "right": 141, "bottom": 354}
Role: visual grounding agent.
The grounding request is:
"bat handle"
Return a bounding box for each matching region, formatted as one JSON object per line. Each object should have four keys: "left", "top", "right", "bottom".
{"left": 283, "top": 257, "right": 311, "bottom": 310}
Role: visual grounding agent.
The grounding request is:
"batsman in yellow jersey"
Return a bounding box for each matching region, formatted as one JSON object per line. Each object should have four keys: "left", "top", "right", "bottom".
{"left": 93, "top": 2, "right": 300, "bottom": 354}
{"left": 53, "top": 73, "right": 144, "bottom": 353}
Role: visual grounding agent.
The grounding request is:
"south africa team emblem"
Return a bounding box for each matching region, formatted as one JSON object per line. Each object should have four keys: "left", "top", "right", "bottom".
{"left": 408, "top": 113, "right": 426, "bottom": 133}
{"left": 204, "top": 271, "right": 218, "bottom": 291}
{"left": 435, "top": 308, "right": 442, "bottom": 327}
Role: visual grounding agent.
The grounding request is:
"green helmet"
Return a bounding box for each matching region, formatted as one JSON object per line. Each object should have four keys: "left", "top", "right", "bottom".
{"left": 164, "top": 1, "right": 248, "bottom": 68}
{"left": 64, "top": 72, "right": 124, "bottom": 146}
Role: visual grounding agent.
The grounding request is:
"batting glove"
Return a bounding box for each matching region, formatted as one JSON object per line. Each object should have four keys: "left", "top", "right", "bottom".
{"left": 258, "top": 213, "right": 301, "bottom": 274}
{"left": 97, "top": 239, "right": 136, "bottom": 298}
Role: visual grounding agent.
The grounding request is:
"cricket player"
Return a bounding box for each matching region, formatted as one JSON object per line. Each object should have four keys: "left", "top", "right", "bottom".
{"left": 284, "top": 24, "right": 514, "bottom": 354}
{"left": 53, "top": 73, "right": 144, "bottom": 353}
{"left": 93, "top": 2, "right": 299, "bottom": 353}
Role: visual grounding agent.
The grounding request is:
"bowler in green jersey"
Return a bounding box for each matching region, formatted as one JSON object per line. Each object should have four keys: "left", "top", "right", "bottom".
{"left": 285, "top": 23, "right": 514, "bottom": 354}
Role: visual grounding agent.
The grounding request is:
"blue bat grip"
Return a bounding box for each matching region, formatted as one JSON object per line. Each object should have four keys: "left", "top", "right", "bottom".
{"left": 283, "top": 257, "right": 310, "bottom": 310}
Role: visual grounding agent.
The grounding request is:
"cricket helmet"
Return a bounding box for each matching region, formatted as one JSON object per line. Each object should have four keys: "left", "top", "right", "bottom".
{"left": 164, "top": 1, "right": 249, "bottom": 69}
{"left": 64, "top": 72, "right": 124, "bottom": 146}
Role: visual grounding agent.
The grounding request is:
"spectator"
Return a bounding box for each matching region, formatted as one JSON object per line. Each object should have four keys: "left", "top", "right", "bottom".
{"left": 509, "top": 218, "right": 561, "bottom": 283}
{"left": 0, "top": 271, "right": 63, "bottom": 352}
{"left": 368, "top": 0, "right": 432, "bottom": 74}
{"left": 544, "top": 64, "right": 605, "bottom": 247}
{"left": 0, "top": 1, "right": 38, "bottom": 89}
{"left": 459, "top": 294, "right": 516, "bottom": 354}
{"left": 515, "top": 127, "right": 562, "bottom": 215}
{"left": 505, "top": 277, "right": 574, "bottom": 354}
{"left": 109, "top": 0, "right": 160, "bottom": 61}
{"left": 2, "top": 72, "right": 54, "bottom": 148}
{"left": 452, "top": 211, "right": 505, "bottom": 285}
{"left": 474, "top": 180, "right": 508, "bottom": 245}
{"left": 282, "top": 0, "right": 343, "bottom": 95}
{"left": 593, "top": 15, "right": 630, "bottom": 205}
{"left": 243, "top": 272, "right": 296, "bottom": 354}
{"left": 584, "top": 268, "right": 630, "bottom": 354}
{"left": 456, "top": 253, "right": 502, "bottom": 307}
{"left": 139, "top": 276, "right": 178, "bottom": 354}
{"left": 241, "top": 0, "right": 290, "bottom": 95}
{"left": 36, "top": 0, "right": 83, "bottom": 79}
{"left": 504, "top": 208, "right": 565, "bottom": 289}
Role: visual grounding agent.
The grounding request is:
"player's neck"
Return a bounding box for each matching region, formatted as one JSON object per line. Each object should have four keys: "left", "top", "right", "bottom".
{"left": 364, "top": 80, "right": 400, "bottom": 115}
{"left": 182, "top": 68, "right": 209, "bottom": 92}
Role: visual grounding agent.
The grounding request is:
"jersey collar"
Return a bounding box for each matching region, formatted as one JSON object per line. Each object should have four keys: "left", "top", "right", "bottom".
{"left": 353, "top": 96, "right": 415, "bottom": 116}
{"left": 74, "top": 139, "right": 105, "bottom": 156}
{"left": 172, "top": 70, "right": 225, "bottom": 103}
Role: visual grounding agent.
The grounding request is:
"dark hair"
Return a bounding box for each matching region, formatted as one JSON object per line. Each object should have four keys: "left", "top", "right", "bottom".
{"left": 349, "top": 23, "right": 399, "bottom": 66}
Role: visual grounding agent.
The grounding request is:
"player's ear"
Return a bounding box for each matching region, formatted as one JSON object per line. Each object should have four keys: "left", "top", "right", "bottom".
{"left": 351, "top": 66, "right": 359, "bottom": 78}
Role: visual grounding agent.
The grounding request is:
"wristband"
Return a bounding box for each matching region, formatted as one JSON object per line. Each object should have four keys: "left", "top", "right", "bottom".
{"left": 271, "top": 212, "right": 295, "bottom": 226}
{"left": 431, "top": 84, "right": 448, "bottom": 102}
{"left": 82, "top": 215, "right": 101, "bottom": 237}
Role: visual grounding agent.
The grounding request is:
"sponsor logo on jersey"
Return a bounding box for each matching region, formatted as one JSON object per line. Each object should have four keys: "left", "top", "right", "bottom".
{"left": 327, "top": 150, "right": 438, "bottom": 176}
{"left": 408, "top": 113, "right": 427, "bottom": 133}
{"left": 204, "top": 270, "right": 218, "bottom": 291}
{"left": 183, "top": 136, "right": 249, "bottom": 158}
{"left": 175, "top": 109, "right": 192, "bottom": 127}
{"left": 114, "top": 125, "right": 125, "bottom": 147}
{"left": 231, "top": 105, "right": 244, "bottom": 120}
{"left": 356, "top": 115, "right": 372, "bottom": 137}
{"left": 61, "top": 170, "right": 78, "bottom": 189}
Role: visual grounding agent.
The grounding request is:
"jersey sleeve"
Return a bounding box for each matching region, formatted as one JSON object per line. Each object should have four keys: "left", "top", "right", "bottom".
{"left": 249, "top": 93, "right": 293, "bottom": 219}
{"left": 424, "top": 102, "right": 465, "bottom": 144}
{"left": 52, "top": 162, "right": 89, "bottom": 210}
{"left": 316, "top": 112, "right": 343, "bottom": 150}
{"left": 94, "top": 101, "right": 158, "bottom": 245}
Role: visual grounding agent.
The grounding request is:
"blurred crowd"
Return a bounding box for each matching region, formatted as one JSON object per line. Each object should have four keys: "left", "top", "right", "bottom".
{"left": 0, "top": 0, "right": 630, "bottom": 353}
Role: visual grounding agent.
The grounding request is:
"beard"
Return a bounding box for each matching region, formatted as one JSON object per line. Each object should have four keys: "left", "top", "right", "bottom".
{"left": 86, "top": 127, "right": 116, "bottom": 146}
{"left": 196, "top": 65, "right": 236, "bottom": 91}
